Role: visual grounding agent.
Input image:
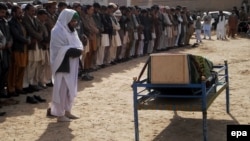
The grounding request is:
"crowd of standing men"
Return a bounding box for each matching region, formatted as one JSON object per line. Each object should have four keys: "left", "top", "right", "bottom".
{"left": 1, "top": 1, "right": 248, "bottom": 116}
{"left": 0, "top": 1, "right": 195, "bottom": 100}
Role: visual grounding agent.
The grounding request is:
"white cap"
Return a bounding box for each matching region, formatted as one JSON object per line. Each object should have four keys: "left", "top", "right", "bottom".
{"left": 108, "top": 2, "right": 117, "bottom": 9}
{"left": 21, "top": 4, "right": 27, "bottom": 10}
{"left": 114, "top": 9, "right": 122, "bottom": 16}
{"left": 165, "top": 6, "right": 170, "bottom": 10}
{"left": 7, "top": 9, "right": 11, "bottom": 14}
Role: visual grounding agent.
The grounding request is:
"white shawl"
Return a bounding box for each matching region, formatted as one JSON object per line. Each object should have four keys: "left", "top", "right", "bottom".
{"left": 50, "top": 9, "right": 83, "bottom": 104}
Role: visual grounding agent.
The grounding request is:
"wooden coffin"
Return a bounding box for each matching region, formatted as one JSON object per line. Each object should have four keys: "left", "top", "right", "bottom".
{"left": 149, "top": 53, "right": 190, "bottom": 84}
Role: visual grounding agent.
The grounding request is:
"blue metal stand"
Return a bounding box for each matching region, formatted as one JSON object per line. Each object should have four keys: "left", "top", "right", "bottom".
{"left": 132, "top": 61, "right": 230, "bottom": 141}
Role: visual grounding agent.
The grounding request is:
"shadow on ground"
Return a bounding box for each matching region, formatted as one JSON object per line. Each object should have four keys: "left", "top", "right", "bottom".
{"left": 152, "top": 113, "right": 239, "bottom": 141}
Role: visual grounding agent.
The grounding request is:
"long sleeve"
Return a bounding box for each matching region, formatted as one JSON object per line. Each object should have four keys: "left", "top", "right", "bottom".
{"left": 9, "top": 20, "right": 29, "bottom": 44}
{"left": 22, "top": 15, "right": 43, "bottom": 41}
{"left": 164, "top": 13, "right": 172, "bottom": 26}
{"left": 56, "top": 48, "right": 82, "bottom": 73}
{"left": 65, "top": 48, "right": 82, "bottom": 58}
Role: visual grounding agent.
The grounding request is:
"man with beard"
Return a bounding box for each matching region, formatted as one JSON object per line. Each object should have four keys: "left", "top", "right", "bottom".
{"left": 49, "top": 9, "right": 83, "bottom": 122}
{"left": 8, "top": 5, "right": 30, "bottom": 96}
{"left": 22, "top": 4, "right": 44, "bottom": 93}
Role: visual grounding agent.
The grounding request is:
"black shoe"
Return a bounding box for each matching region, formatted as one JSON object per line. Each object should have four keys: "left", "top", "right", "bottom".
{"left": 100, "top": 64, "right": 106, "bottom": 68}
{"left": 28, "top": 85, "right": 39, "bottom": 92}
{"left": 0, "top": 93, "right": 11, "bottom": 98}
{"left": 9, "top": 92, "right": 19, "bottom": 97}
{"left": 0, "top": 112, "right": 6, "bottom": 116}
{"left": 29, "top": 85, "right": 40, "bottom": 92}
{"left": 16, "top": 89, "right": 27, "bottom": 95}
{"left": 26, "top": 96, "right": 38, "bottom": 104}
{"left": 23, "top": 87, "right": 34, "bottom": 93}
{"left": 110, "top": 61, "right": 117, "bottom": 65}
{"left": 33, "top": 95, "right": 46, "bottom": 102}
{"left": 86, "top": 73, "right": 94, "bottom": 79}
{"left": 46, "top": 82, "right": 54, "bottom": 87}
{"left": 81, "top": 74, "right": 93, "bottom": 81}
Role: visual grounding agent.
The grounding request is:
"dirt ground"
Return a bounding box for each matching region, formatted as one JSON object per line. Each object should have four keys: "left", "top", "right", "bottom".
{"left": 0, "top": 34, "right": 250, "bottom": 141}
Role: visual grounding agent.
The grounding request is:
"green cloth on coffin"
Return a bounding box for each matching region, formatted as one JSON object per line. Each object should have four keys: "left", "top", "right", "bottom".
{"left": 189, "top": 54, "right": 213, "bottom": 84}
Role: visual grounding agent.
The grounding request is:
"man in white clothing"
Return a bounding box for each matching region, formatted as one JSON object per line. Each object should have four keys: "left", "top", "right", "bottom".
{"left": 216, "top": 11, "right": 226, "bottom": 40}
{"left": 163, "top": 6, "right": 173, "bottom": 48}
{"left": 202, "top": 11, "right": 212, "bottom": 40}
{"left": 49, "top": 9, "right": 83, "bottom": 122}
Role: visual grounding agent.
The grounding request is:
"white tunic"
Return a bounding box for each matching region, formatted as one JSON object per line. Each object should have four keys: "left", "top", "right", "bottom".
{"left": 216, "top": 15, "right": 226, "bottom": 38}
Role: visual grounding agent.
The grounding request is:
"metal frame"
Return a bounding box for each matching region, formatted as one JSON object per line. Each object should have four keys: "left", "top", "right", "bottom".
{"left": 132, "top": 61, "right": 230, "bottom": 141}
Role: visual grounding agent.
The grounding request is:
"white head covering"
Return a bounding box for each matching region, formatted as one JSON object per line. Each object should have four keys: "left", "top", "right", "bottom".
{"left": 21, "top": 4, "right": 27, "bottom": 10}
{"left": 165, "top": 6, "right": 170, "bottom": 10}
{"left": 108, "top": 2, "right": 117, "bottom": 8}
{"left": 114, "top": 9, "right": 122, "bottom": 16}
{"left": 56, "top": 9, "right": 77, "bottom": 30}
{"left": 50, "top": 9, "right": 83, "bottom": 74}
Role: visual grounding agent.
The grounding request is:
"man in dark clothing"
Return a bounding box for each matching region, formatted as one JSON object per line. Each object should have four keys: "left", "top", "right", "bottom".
{"left": 0, "top": 2, "right": 12, "bottom": 116}
{"left": 100, "top": 6, "right": 113, "bottom": 65}
{"left": 0, "top": 3, "right": 12, "bottom": 97}
{"left": 93, "top": 3, "right": 104, "bottom": 69}
{"left": 8, "top": 5, "right": 30, "bottom": 96}
{"left": 119, "top": 7, "right": 130, "bottom": 60}
{"left": 140, "top": 9, "right": 151, "bottom": 54}
{"left": 22, "top": 4, "right": 44, "bottom": 92}
{"left": 228, "top": 10, "right": 238, "bottom": 38}
{"left": 55, "top": 2, "right": 67, "bottom": 20}
{"left": 233, "top": 6, "right": 240, "bottom": 18}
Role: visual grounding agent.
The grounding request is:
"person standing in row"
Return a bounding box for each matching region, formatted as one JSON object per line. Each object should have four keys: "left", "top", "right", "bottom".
{"left": 195, "top": 16, "right": 202, "bottom": 43}
{"left": 36, "top": 9, "right": 51, "bottom": 89}
{"left": 22, "top": 4, "right": 44, "bottom": 92}
{"left": 8, "top": 5, "right": 30, "bottom": 96}
{"left": 0, "top": 3, "right": 13, "bottom": 97}
{"left": 82, "top": 5, "right": 98, "bottom": 79}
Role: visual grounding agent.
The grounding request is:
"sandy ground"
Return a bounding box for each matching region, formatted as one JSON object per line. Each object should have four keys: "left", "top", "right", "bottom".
{"left": 0, "top": 34, "right": 250, "bottom": 141}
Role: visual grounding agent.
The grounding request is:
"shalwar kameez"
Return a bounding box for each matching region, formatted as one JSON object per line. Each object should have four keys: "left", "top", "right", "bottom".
{"left": 50, "top": 9, "right": 83, "bottom": 122}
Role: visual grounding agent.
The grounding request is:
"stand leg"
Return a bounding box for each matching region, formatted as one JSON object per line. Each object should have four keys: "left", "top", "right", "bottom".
{"left": 203, "top": 111, "right": 208, "bottom": 141}
{"left": 225, "top": 60, "right": 230, "bottom": 113}
{"left": 226, "top": 84, "right": 230, "bottom": 113}
{"left": 133, "top": 84, "right": 139, "bottom": 141}
{"left": 134, "top": 105, "right": 139, "bottom": 141}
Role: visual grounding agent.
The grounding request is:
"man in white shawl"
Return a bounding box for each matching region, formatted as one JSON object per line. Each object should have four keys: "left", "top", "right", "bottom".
{"left": 49, "top": 9, "right": 83, "bottom": 122}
